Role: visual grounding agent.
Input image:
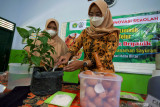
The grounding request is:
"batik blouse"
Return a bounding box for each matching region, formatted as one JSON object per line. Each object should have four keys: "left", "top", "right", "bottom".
{"left": 69, "top": 29, "right": 119, "bottom": 72}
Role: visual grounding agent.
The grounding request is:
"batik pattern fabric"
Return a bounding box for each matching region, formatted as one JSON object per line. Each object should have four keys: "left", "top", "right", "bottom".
{"left": 69, "top": 29, "right": 119, "bottom": 72}
{"left": 0, "top": 80, "right": 146, "bottom": 107}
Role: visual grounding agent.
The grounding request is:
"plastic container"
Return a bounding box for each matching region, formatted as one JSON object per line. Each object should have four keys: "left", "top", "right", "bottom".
{"left": 79, "top": 71, "right": 122, "bottom": 107}
{"left": 7, "top": 63, "right": 33, "bottom": 90}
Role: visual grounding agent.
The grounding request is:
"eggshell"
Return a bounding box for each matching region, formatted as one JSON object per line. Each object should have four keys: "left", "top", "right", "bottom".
{"left": 111, "top": 82, "right": 120, "bottom": 92}
{"left": 80, "top": 101, "right": 87, "bottom": 107}
{"left": 103, "top": 102, "right": 112, "bottom": 107}
{"left": 96, "top": 73, "right": 104, "bottom": 76}
{"left": 86, "top": 78, "right": 98, "bottom": 86}
{"left": 107, "top": 90, "right": 116, "bottom": 97}
{"left": 83, "top": 70, "right": 100, "bottom": 86}
{"left": 104, "top": 73, "right": 116, "bottom": 77}
{"left": 98, "top": 91, "right": 108, "bottom": 99}
{"left": 94, "top": 83, "right": 105, "bottom": 93}
{"left": 80, "top": 79, "right": 87, "bottom": 89}
{"left": 80, "top": 96, "right": 88, "bottom": 107}
{"left": 102, "top": 80, "right": 112, "bottom": 89}
{"left": 82, "top": 96, "right": 89, "bottom": 102}
{"left": 88, "top": 100, "right": 96, "bottom": 107}
{"left": 86, "top": 87, "right": 96, "bottom": 98}
{"left": 83, "top": 70, "right": 94, "bottom": 75}
{"left": 107, "top": 97, "right": 118, "bottom": 107}
{"left": 94, "top": 97, "right": 103, "bottom": 107}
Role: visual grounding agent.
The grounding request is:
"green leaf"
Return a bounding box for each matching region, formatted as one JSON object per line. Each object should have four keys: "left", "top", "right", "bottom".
{"left": 45, "top": 46, "right": 51, "bottom": 52}
{"left": 27, "top": 26, "right": 37, "bottom": 32}
{"left": 17, "top": 27, "right": 29, "bottom": 38}
{"left": 41, "top": 31, "right": 51, "bottom": 39}
{"left": 46, "top": 52, "right": 50, "bottom": 56}
{"left": 50, "top": 47, "right": 56, "bottom": 54}
{"left": 28, "top": 29, "right": 35, "bottom": 36}
{"left": 41, "top": 44, "right": 50, "bottom": 53}
{"left": 45, "top": 59, "right": 50, "bottom": 67}
{"left": 21, "top": 54, "right": 29, "bottom": 64}
{"left": 45, "top": 54, "right": 50, "bottom": 58}
{"left": 30, "top": 44, "right": 35, "bottom": 51}
{"left": 31, "top": 56, "right": 41, "bottom": 66}
{"left": 38, "top": 43, "right": 42, "bottom": 48}
{"left": 27, "top": 39, "right": 34, "bottom": 45}
{"left": 22, "top": 38, "right": 26, "bottom": 43}
{"left": 38, "top": 36, "right": 48, "bottom": 44}
{"left": 37, "top": 27, "right": 41, "bottom": 33}
{"left": 42, "top": 57, "right": 47, "bottom": 62}
{"left": 18, "top": 26, "right": 57, "bottom": 68}
{"left": 44, "top": 64, "right": 49, "bottom": 71}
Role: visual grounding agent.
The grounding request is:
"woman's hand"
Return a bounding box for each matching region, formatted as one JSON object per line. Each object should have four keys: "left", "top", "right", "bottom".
{"left": 64, "top": 60, "right": 84, "bottom": 71}
{"left": 57, "top": 52, "right": 72, "bottom": 65}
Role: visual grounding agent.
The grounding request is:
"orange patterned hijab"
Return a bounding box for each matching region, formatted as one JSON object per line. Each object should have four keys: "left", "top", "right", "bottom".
{"left": 86, "top": 0, "right": 120, "bottom": 39}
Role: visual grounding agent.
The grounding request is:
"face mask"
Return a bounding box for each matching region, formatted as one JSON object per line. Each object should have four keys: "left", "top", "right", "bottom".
{"left": 46, "top": 30, "right": 57, "bottom": 37}
{"left": 90, "top": 16, "right": 104, "bottom": 27}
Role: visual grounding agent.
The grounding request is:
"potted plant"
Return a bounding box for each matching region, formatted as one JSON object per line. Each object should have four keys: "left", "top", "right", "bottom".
{"left": 17, "top": 26, "right": 63, "bottom": 96}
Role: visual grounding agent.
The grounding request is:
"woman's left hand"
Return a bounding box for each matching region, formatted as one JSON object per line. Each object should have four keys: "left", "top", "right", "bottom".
{"left": 63, "top": 60, "right": 84, "bottom": 71}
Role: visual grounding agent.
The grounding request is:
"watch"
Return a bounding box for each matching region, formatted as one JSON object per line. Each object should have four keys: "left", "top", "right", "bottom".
{"left": 83, "top": 61, "right": 88, "bottom": 67}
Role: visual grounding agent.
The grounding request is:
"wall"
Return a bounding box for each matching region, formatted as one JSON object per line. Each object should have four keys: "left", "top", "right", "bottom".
{"left": 0, "top": 0, "right": 160, "bottom": 50}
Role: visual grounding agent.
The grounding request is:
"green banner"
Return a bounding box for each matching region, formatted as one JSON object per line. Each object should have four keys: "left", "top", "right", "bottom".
{"left": 65, "top": 11, "right": 160, "bottom": 64}
{"left": 65, "top": 20, "right": 91, "bottom": 61}
{"left": 113, "top": 11, "right": 160, "bottom": 63}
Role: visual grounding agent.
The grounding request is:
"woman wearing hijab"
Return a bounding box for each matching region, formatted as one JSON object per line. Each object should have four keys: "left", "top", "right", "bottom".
{"left": 25, "top": 18, "right": 68, "bottom": 67}
{"left": 57, "top": 0, "right": 120, "bottom": 72}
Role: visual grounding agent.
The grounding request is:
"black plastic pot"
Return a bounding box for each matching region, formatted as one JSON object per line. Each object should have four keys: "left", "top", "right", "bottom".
{"left": 30, "top": 67, "right": 63, "bottom": 96}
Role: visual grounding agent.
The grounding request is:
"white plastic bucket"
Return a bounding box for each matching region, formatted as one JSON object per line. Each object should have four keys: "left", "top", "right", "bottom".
{"left": 7, "top": 63, "right": 33, "bottom": 90}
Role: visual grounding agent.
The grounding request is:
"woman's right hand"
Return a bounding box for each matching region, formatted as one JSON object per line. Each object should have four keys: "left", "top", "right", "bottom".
{"left": 57, "top": 52, "right": 72, "bottom": 65}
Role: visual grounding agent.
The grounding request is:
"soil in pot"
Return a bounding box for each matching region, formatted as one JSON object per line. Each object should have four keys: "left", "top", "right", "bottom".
{"left": 30, "top": 67, "right": 63, "bottom": 96}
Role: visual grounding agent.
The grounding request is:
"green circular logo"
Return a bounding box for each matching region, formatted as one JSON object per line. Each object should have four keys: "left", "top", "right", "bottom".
{"left": 72, "top": 23, "right": 77, "bottom": 28}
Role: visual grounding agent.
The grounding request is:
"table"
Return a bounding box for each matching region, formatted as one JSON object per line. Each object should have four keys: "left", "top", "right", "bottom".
{"left": 0, "top": 80, "right": 146, "bottom": 107}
